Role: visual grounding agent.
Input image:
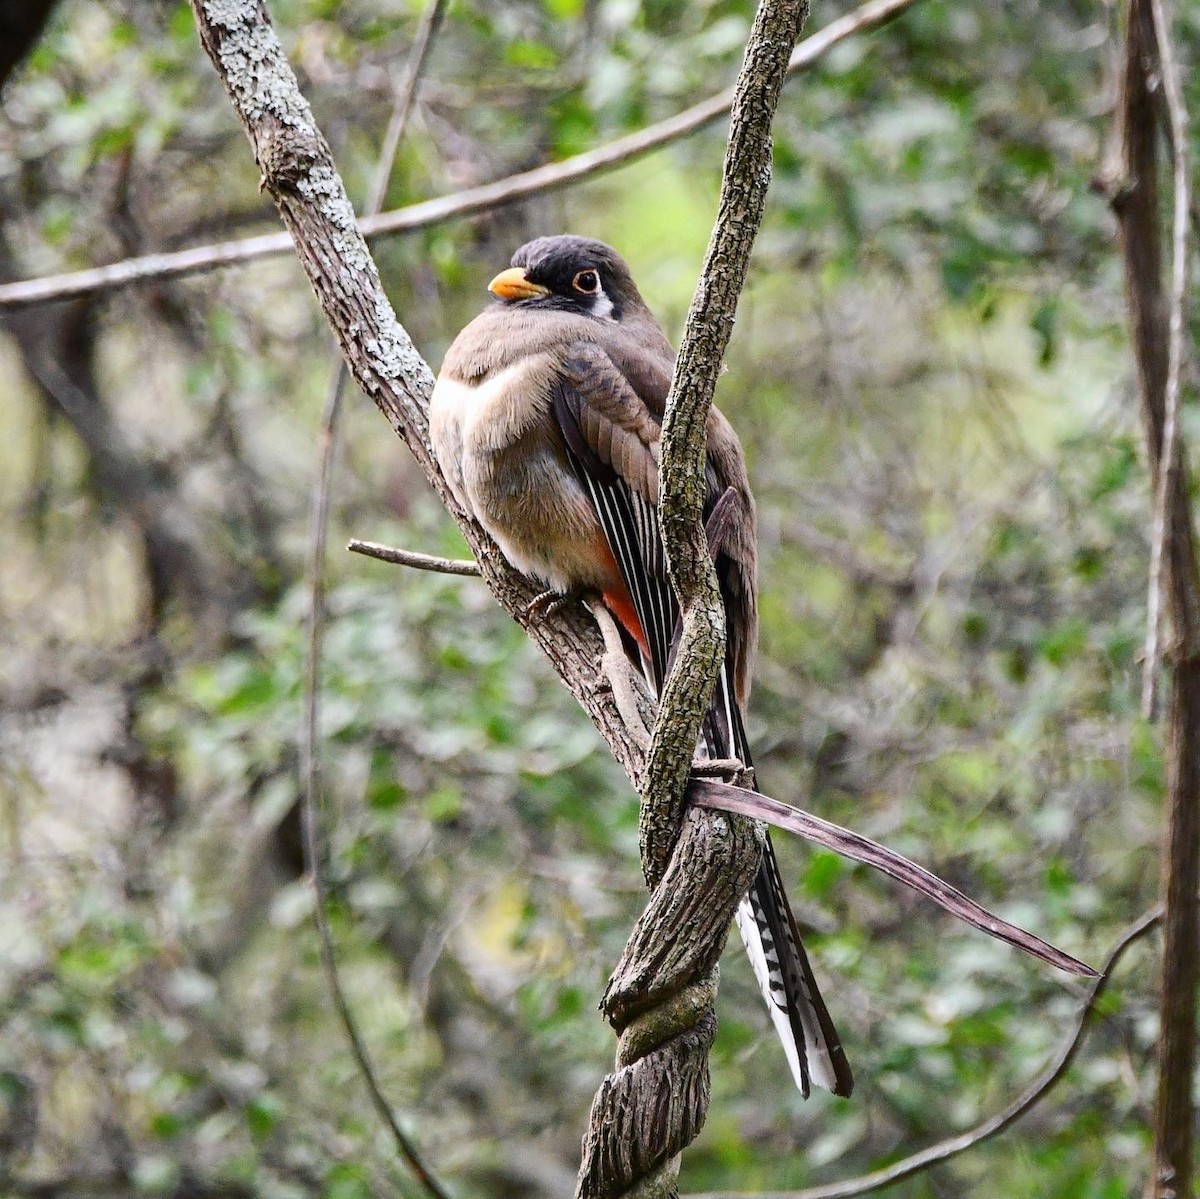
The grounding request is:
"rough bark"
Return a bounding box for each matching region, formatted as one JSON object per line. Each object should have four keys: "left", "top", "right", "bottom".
{"left": 578, "top": 3, "right": 810, "bottom": 1197}
{"left": 1107, "top": 0, "right": 1200, "bottom": 1194}
{"left": 642, "top": 0, "right": 810, "bottom": 883}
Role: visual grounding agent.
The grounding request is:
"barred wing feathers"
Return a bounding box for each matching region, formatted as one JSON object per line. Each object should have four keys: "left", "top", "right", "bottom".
{"left": 550, "top": 343, "right": 852, "bottom": 1098}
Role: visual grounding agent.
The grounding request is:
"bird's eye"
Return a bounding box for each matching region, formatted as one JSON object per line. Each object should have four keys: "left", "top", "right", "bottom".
{"left": 572, "top": 269, "right": 600, "bottom": 295}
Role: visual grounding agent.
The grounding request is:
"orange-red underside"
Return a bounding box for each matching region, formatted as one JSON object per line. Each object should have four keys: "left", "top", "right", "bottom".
{"left": 593, "top": 535, "right": 649, "bottom": 658}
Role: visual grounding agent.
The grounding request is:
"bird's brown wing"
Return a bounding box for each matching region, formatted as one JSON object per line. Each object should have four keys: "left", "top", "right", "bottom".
{"left": 550, "top": 342, "right": 748, "bottom": 757}
{"left": 551, "top": 343, "right": 678, "bottom": 691}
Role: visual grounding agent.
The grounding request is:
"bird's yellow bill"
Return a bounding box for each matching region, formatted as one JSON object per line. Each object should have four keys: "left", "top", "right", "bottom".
{"left": 488, "top": 267, "right": 550, "bottom": 301}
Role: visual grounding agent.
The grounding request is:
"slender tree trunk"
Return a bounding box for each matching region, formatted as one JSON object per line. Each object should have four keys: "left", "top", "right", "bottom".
{"left": 1109, "top": 0, "right": 1200, "bottom": 1193}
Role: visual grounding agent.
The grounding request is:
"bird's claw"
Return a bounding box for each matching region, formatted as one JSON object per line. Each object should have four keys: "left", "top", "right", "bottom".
{"left": 525, "top": 586, "right": 582, "bottom": 621}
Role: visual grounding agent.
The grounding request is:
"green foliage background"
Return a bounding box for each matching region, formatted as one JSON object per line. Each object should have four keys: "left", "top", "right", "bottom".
{"left": 0, "top": 0, "right": 1192, "bottom": 1195}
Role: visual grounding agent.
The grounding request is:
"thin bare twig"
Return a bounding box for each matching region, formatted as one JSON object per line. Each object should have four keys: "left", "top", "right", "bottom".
{"left": 1141, "top": 0, "right": 1192, "bottom": 717}
{"left": 364, "top": 0, "right": 447, "bottom": 219}
{"left": 690, "top": 906, "right": 1161, "bottom": 1199}
{"left": 0, "top": 0, "right": 919, "bottom": 309}
{"left": 347, "top": 537, "right": 479, "bottom": 575}
{"left": 690, "top": 779, "right": 1096, "bottom": 977}
{"left": 298, "top": 3, "right": 451, "bottom": 1196}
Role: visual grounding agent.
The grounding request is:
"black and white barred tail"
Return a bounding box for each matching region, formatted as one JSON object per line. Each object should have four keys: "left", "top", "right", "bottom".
{"left": 559, "top": 401, "right": 852, "bottom": 1097}
{"left": 706, "top": 669, "right": 854, "bottom": 1098}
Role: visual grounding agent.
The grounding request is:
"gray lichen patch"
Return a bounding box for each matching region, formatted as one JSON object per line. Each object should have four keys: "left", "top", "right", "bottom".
{"left": 365, "top": 292, "right": 433, "bottom": 395}
{"left": 207, "top": 2, "right": 313, "bottom": 129}
{"left": 200, "top": 0, "right": 247, "bottom": 29}
{"left": 296, "top": 167, "right": 375, "bottom": 279}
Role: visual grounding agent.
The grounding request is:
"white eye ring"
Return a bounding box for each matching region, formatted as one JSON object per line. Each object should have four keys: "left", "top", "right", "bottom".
{"left": 573, "top": 269, "right": 600, "bottom": 295}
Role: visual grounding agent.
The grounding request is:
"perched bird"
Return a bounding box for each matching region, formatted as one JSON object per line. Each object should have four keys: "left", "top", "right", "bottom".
{"left": 429, "top": 234, "right": 853, "bottom": 1098}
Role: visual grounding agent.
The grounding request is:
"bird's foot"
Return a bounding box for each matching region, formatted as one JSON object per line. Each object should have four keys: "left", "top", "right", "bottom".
{"left": 525, "top": 586, "right": 582, "bottom": 622}
{"left": 691, "top": 757, "right": 755, "bottom": 788}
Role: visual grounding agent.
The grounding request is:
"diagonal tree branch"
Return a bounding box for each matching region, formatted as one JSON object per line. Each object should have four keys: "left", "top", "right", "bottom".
{"left": 185, "top": 0, "right": 652, "bottom": 792}
{"left": 341, "top": 540, "right": 1102, "bottom": 978}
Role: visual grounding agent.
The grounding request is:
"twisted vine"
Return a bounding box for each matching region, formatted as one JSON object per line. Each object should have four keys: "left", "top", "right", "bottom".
{"left": 576, "top": 2, "right": 811, "bottom": 1195}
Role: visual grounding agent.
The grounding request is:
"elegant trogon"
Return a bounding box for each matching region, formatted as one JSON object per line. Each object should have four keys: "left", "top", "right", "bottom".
{"left": 429, "top": 234, "right": 853, "bottom": 1098}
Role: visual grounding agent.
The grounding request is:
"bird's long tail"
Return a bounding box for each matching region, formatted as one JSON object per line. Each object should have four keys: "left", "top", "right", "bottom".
{"left": 704, "top": 670, "right": 854, "bottom": 1098}
{"left": 580, "top": 467, "right": 853, "bottom": 1096}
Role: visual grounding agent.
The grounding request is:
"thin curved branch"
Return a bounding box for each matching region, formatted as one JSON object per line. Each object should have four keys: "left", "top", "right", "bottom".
{"left": 689, "top": 906, "right": 1161, "bottom": 1199}
{"left": 362, "top": 0, "right": 446, "bottom": 219}
{"left": 0, "top": 0, "right": 919, "bottom": 310}
{"left": 690, "top": 779, "right": 1095, "bottom": 977}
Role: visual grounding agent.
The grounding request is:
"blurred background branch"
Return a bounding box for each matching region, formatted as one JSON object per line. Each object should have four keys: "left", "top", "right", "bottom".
{"left": 297, "top": 0, "right": 451, "bottom": 1194}
{"left": 0, "top": 0, "right": 918, "bottom": 310}
{"left": 1106, "top": 0, "right": 1198, "bottom": 1193}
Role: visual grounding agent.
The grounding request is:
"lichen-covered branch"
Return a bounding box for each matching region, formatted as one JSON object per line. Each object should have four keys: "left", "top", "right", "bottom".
{"left": 641, "top": 0, "right": 810, "bottom": 880}
{"left": 576, "top": 3, "right": 810, "bottom": 1197}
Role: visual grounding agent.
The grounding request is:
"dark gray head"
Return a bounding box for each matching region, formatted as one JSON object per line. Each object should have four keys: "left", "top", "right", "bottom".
{"left": 488, "top": 235, "right": 645, "bottom": 322}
